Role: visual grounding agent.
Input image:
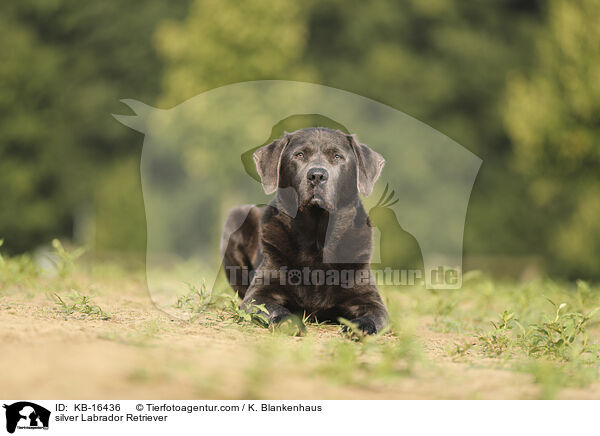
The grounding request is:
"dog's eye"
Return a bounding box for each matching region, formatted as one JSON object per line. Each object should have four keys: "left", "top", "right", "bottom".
{"left": 334, "top": 154, "right": 343, "bottom": 160}
{"left": 294, "top": 152, "right": 304, "bottom": 158}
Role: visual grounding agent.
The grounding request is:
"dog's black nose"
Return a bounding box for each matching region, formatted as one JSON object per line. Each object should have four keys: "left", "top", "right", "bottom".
{"left": 307, "top": 167, "right": 329, "bottom": 185}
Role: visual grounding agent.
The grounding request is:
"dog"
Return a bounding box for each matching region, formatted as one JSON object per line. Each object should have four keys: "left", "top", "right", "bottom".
{"left": 220, "top": 127, "right": 388, "bottom": 334}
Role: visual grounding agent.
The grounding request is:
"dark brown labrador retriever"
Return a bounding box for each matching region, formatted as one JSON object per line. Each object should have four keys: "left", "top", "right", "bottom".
{"left": 220, "top": 128, "right": 388, "bottom": 334}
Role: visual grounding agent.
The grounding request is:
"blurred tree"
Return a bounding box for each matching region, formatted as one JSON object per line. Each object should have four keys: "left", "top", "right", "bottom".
{"left": 154, "top": 0, "right": 316, "bottom": 106}
{"left": 7, "top": 0, "right": 598, "bottom": 281}
{"left": 156, "top": 0, "right": 544, "bottom": 270}
{"left": 0, "top": 0, "right": 189, "bottom": 253}
{"left": 504, "top": 0, "right": 600, "bottom": 277}
{"left": 151, "top": 0, "right": 320, "bottom": 259}
{"left": 300, "top": 0, "right": 544, "bottom": 261}
{"left": 0, "top": 13, "right": 72, "bottom": 252}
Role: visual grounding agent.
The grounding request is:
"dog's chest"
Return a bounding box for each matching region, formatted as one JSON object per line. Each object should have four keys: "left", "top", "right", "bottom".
{"left": 292, "top": 283, "right": 336, "bottom": 313}
{"left": 295, "top": 239, "right": 324, "bottom": 264}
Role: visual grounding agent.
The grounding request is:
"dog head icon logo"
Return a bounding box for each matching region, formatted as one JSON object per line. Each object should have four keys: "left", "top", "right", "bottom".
{"left": 3, "top": 402, "right": 50, "bottom": 434}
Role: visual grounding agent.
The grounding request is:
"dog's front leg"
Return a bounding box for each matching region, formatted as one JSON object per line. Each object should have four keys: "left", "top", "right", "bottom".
{"left": 340, "top": 286, "right": 388, "bottom": 335}
{"left": 241, "top": 285, "right": 301, "bottom": 329}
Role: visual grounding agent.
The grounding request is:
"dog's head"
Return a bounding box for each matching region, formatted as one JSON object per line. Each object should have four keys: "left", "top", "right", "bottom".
{"left": 253, "top": 128, "right": 385, "bottom": 212}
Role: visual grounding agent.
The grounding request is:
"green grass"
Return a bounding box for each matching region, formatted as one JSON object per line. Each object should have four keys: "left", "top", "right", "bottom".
{"left": 53, "top": 291, "right": 110, "bottom": 320}
{"left": 0, "top": 239, "right": 40, "bottom": 288}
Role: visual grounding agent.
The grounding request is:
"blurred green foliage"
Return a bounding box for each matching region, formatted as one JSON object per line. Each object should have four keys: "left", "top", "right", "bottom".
{"left": 0, "top": 0, "right": 189, "bottom": 253}
{"left": 504, "top": 0, "right": 600, "bottom": 278}
{"left": 2, "top": 0, "right": 599, "bottom": 280}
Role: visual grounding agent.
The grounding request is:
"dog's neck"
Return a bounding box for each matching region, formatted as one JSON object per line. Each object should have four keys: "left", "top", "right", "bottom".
{"left": 278, "top": 196, "right": 370, "bottom": 264}
{"left": 294, "top": 206, "right": 330, "bottom": 251}
{"left": 322, "top": 199, "right": 371, "bottom": 264}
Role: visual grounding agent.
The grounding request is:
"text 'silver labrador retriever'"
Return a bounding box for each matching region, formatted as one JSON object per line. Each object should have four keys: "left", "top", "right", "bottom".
{"left": 221, "top": 127, "right": 388, "bottom": 334}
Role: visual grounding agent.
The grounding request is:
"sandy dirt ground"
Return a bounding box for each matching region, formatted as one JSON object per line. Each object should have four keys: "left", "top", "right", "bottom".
{"left": 2, "top": 269, "right": 600, "bottom": 400}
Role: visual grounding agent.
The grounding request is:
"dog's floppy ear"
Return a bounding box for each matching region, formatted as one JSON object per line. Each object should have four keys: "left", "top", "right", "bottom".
{"left": 347, "top": 134, "right": 385, "bottom": 197}
{"left": 253, "top": 134, "right": 290, "bottom": 195}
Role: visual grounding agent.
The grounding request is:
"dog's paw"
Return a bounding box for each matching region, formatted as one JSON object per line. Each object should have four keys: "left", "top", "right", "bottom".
{"left": 341, "top": 316, "right": 378, "bottom": 336}
{"left": 270, "top": 313, "right": 306, "bottom": 336}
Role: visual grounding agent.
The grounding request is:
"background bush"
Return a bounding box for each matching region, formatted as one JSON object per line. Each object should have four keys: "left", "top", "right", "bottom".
{"left": 1, "top": 0, "right": 598, "bottom": 280}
